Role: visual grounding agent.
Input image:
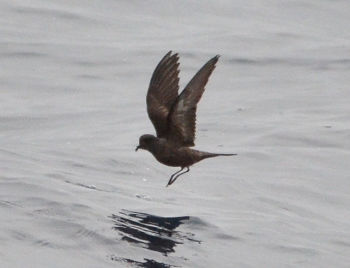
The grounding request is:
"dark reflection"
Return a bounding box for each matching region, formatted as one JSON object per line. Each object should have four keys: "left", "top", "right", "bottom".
{"left": 110, "top": 210, "right": 200, "bottom": 256}
{"left": 111, "top": 256, "right": 179, "bottom": 268}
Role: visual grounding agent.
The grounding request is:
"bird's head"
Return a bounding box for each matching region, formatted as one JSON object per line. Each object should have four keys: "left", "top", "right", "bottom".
{"left": 135, "top": 134, "right": 157, "bottom": 152}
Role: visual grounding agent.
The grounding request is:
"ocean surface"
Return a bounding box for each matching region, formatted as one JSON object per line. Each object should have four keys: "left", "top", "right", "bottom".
{"left": 1, "top": 0, "right": 350, "bottom": 267}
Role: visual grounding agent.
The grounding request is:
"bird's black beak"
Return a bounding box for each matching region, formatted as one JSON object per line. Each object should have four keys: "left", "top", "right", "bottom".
{"left": 135, "top": 145, "right": 140, "bottom": 152}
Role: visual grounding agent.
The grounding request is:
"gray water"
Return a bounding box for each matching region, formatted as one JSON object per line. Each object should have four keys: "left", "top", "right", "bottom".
{"left": 1, "top": 1, "right": 350, "bottom": 267}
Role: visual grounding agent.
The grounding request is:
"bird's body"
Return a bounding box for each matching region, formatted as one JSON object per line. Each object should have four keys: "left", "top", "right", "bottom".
{"left": 136, "top": 51, "right": 236, "bottom": 186}
{"left": 139, "top": 134, "right": 233, "bottom": 168}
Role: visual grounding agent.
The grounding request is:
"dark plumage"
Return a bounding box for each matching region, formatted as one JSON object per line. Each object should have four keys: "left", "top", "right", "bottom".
{"left": 136, "top": 51, "right": 236, "bottom": 186}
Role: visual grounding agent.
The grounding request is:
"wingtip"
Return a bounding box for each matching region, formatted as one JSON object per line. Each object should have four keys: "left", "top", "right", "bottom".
{"left": 208, "top": 54, "right": 220, "bottom": 66}
{"left": 166, "top": 50, "right": 179, "bottom": 59}
{"left": 165, "top": 50, "right": 172, "bottom": 57}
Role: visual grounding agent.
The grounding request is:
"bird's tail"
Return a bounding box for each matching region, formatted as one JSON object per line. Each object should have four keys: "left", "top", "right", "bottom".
{"left": 200, "top": 152, "right": 237, "bottom": 160}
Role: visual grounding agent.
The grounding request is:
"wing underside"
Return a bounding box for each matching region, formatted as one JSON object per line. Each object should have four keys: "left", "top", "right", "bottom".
{"left": 167, "top": 55, "right": 219, "bottom": 146}
{"left": 146, "top": 51, "right": 180, "bottom": 138}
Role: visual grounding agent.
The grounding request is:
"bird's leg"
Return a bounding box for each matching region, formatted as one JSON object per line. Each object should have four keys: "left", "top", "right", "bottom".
{"left": 170, "top": 167, "right": 190, "bottom": 186}
{"left": 166, "top": 167, "right": 190, "bottom": 187}
{"left": 166, "top": 167, "right": 184, "bottom": 187}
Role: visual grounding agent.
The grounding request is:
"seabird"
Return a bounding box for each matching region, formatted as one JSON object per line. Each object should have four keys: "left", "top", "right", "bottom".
{"left": 136, "top": 51, "right": 236, "bottom": 186}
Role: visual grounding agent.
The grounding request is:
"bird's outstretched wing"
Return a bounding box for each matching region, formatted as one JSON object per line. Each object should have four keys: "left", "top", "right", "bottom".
{"left": 146, "top": 51, "right": 180, "bottom": 138}
{"left": 167, "top": 55, "right": 219, "bottom": 146}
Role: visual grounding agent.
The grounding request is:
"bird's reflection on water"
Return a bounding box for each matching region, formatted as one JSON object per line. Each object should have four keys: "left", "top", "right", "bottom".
{"left": 110, "top": 256, "right": 177, "bottom": 268}
{"left": 109, "top": 210, "right": 201, "bottom": 267}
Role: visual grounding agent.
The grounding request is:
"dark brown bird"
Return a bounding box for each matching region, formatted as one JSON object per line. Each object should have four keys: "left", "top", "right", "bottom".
{"left": 136, "top": 51, "right": 236, "bottom": 186}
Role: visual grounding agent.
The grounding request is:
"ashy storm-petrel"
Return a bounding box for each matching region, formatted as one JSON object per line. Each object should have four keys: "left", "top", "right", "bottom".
{"left": 136, "top": 51, "right": 236, "bottom": 186}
